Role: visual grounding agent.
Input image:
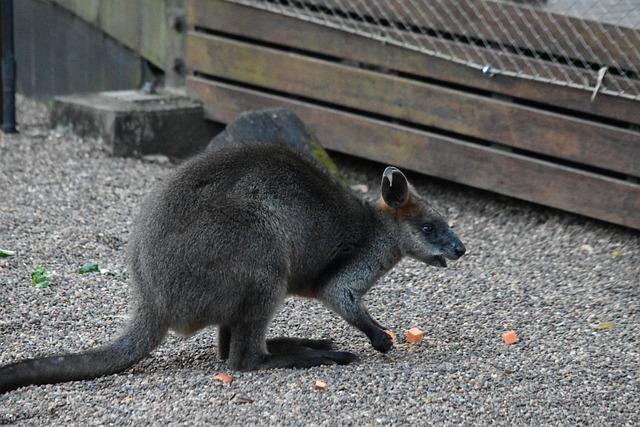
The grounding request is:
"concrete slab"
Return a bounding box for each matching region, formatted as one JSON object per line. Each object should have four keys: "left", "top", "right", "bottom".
{"left": 50, "top": 89, "right": 221, "bottom": 157}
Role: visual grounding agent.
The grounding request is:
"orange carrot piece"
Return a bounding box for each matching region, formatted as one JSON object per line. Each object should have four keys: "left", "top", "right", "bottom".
{"left": 502, "top": 330, "right": 518, "bottom": 345}
{"left": 213, "top": 373, "right": 233, "bottom": 384}
{"left": 314, "top": 380, "right": 328, "bottom": 391}
{"left": 407, "top": 327, "right": 424, "bottom": 344}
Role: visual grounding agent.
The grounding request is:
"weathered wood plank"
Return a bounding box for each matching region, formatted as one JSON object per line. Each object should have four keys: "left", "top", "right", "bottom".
{"left": 187, "top": 0, "right": 640, "bottom": 125}
{"left": 186, "top": 33, "right": 640, "bottom": 177}
{"left": 186, "top": 76, "right": 640, "bottom": 229}
{"left": 139, "top": 0, "right": 167, "bottom": 72}
{"left": 52, "top": 0, "right": 167, "bottom": 68}
{"left": 97, "top": 0, "right": 141, "bottom": 57}
{"left": 323, "top": 14, "right": 640, "bottom": 101}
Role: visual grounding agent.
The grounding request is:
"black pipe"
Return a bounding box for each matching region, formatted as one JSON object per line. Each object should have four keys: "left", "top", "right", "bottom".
{"left": 1, "top": 0, "right": 16, "bottom": 133}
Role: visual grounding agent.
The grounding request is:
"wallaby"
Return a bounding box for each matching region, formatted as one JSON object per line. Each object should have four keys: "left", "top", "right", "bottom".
{"left": 0, "top": 143, "right": 465, "bottom": 393}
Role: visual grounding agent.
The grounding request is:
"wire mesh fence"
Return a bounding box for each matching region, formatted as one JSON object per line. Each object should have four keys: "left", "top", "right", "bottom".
{"left": 224, "top": 0, "right": 640, "bottom": 102}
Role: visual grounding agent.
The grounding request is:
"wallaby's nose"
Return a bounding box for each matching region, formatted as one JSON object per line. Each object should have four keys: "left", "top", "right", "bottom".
{"left": 454, "top": 242, "right": 466, "bottom": 258}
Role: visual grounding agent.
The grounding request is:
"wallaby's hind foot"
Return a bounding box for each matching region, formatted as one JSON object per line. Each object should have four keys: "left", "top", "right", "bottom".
{"left": 267, "top": 337, "right": 335, "bottom": 353}
{"left": 225, "top": 315, "right": 357, "bottom": 370}
{"left": 233, "top": 350, "right": 358, "bottom": 371}
{"left": 220, "top": 330, "right": 353, "bottom": 369}
{"left": 217, "top": 328, "right": 335, "bottom": 359}
{"left": 219, "top": 322, "right": 349, "bottom": 368}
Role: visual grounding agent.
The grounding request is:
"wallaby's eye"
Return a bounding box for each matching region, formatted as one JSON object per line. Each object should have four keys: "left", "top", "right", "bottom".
{"left": 421, "top": 224, "right": 433, "bottom": 233}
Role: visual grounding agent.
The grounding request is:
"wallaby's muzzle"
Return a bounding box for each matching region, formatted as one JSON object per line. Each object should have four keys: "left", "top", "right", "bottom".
{"left": 450, "top": 239, "right": 466, "bottom": 259}
{"left": 443, "top": 231, "right": 466, "bottom": 261}
{"left": 430, "top": 230, "right": 466, "bottom": 267}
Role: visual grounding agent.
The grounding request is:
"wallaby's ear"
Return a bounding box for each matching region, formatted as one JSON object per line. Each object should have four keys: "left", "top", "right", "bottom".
{"left": 381, "top": 167, "right": 410, "bottom": 209}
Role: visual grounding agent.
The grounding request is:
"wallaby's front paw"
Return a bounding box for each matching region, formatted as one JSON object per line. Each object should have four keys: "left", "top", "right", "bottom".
{"left": 370, "top": 329, "right": 394, "bottom": 353}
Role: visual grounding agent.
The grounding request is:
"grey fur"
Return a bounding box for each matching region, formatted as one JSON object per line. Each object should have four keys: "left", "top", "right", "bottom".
{"left": 0, "top": 143, "right": 465, "bottom": 392}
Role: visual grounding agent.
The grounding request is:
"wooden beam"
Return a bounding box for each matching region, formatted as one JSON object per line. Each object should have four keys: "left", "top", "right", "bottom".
{"left": 186, "top": 0, "right": 640, "bottom": 126}
{"left": 186, "top": 76, "right": 640, "bottom": 230}
{"left": 186, "top": 33, "right": 640, "bottom": 177}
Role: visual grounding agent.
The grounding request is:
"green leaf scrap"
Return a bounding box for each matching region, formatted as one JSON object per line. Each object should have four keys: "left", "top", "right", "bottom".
{"left": 79, "top": 262, "right": 100, "bottom": 274}
{"left": 595, "top": 321, "right": 615, "bottom": 331}
{"left": 31, "top": 267, "right": 53, "bottom": 288}
{"left": 0, "top": 248, "right": 15, "bottom": 257}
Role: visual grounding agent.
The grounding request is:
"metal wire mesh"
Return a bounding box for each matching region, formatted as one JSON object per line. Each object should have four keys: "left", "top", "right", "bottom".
{"left": 224, "top": 0, "right": 640, "bottom": 102}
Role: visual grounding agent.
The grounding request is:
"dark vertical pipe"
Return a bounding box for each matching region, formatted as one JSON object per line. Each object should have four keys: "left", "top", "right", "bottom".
{"left": 1, "top": 0, "right": 16, "bottom": 133}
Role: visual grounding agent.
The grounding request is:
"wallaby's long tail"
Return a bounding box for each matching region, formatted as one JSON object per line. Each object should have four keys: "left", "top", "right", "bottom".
{"left": 0, "top": 312, "right": 167, "bottom": 394}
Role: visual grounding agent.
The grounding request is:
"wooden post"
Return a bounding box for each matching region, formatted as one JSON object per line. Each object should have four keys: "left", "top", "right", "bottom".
{"left": 1, "top": 0, "right": 16, "bottom": 133}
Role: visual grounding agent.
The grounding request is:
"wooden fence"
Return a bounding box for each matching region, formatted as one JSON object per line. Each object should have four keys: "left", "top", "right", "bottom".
{"left": 184, "top": 0, "right": 640, "bottom": 230}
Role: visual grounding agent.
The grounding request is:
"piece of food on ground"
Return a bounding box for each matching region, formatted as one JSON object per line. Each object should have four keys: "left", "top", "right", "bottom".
{"left": 31, "top": 266, "right": 53, "bottom": 288}
{"left": 314, "top": 380, "right": 328, "bottom": 391}
{"left": 406, "top": 328, "right": 424, "bottom": 344}
{"left": 79, "top": 262, "right": 100, "bottom": 274}
{"left": 595, "top": 321, "right": 615, "bottom": 331}
{"left": 502, "top": 330, "right": 518, "bottom": 345}
{"left": 0, "top": 248, "right": 15, "bottom": 257}
{"left": 213, "top": 373, "right": 233, "bottom": 384}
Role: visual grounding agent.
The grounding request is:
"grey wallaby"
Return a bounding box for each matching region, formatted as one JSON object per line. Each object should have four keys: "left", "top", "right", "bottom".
{"left": 0, "top": 143, "right": 465, "bottom": 393}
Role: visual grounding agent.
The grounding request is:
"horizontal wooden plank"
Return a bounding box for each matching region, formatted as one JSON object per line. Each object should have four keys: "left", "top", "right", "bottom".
{"left": 186, "top": 76, "right": 640, "bottom": 229}
{"left": 322, "top": 13, "right": 640, "bottom": 101}
{"left": 186, "top": 0, "right": 640, "bottom": 126}
{"left": 186, "top": 33, "right": 640, "bottom": 177}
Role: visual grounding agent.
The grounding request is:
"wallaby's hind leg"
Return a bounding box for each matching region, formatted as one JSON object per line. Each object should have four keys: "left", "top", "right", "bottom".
{"left": 224, "top": 276, "right": 357, "bottom": 370}
{"left": 223, "top": 329, "right": 334, "bottom": 357}
{"left": 218, "top": 326, "right": 231, "bottom": 360}
{"left": 266, "top": 337, "right": 335, "bottom": 354}
{"left": 227, "top": 320, "right": 357, "bottom": 370}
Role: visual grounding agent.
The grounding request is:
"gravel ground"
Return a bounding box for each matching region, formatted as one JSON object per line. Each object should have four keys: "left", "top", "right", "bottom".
{"left": 0, "top": 97, "right": 638, "bottom": 426}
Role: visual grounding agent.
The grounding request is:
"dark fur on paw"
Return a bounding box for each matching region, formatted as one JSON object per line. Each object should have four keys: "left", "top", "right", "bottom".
{"left": 324, "top": 350, "right": 358, "bottom": 365}
{"left": 370, "top": 329, "right": 393, "bottom": 353}
{"left": 267, "top": 337, "right": 335, "bottom": 354}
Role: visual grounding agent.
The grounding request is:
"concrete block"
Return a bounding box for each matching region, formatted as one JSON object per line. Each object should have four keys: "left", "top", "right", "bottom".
{"left": 51, "top": 90, "right": 221, "bottom": 157}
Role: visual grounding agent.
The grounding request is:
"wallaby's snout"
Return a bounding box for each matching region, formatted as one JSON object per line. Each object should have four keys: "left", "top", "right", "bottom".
{"left": 379, "top": 166, "right": 466, "bottom": 268}
{"left": 444, "top": 229, "right": 466, "bottom": 260}
{"left": 424, "top": 222, "right": 466, "bottom": 267}
{"left": 453, "top": 239, "right": 466, "bottom": 258}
